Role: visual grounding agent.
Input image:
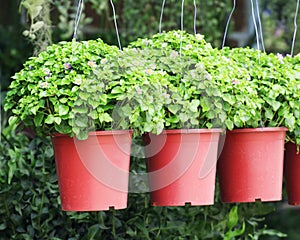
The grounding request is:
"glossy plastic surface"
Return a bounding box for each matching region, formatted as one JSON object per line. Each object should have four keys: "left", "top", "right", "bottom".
{"left": 218, "top": 127, "right": 287, "bottom": 203}
{"left": 144, "top": 129, "right": 222, "bottom": 206}
{"left": 52, "top": 131, "right": 132, "bottom": 211}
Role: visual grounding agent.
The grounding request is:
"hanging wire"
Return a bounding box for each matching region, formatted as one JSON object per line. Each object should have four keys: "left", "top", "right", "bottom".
{"left": 73, "top": 0, "right": 84, "bottom": 39}
{"left": 291, "top": 0, "right": 300, "bottom": 56}
{"left": 222, "top": 0, "right": 236, "bottom": 48}
{"left": 109, "top": 0, "right": 122, "bottom": 50}
{"left": 250, "top": 0, "right": 261, "bottom": 51}
{"left": 181, "top": 0, "right": 185, "bottom": 32}
{"left": 255, "top": 0, "right": 265, "bottom": 52}
{"left": 193, "top": 0, "right": 197, "bottom": 34}
{"left": 179, "top": 0, "right": 185, "bottom": 58}
{"left": 159, "top": 0, "right": 166, "bottom": 33}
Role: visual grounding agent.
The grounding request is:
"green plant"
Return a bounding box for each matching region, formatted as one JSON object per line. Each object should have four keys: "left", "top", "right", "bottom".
{"left": 85, "top": 46, "right": 217, "bottom": 135}
{"left": 121, "top": 48, "right": 223, "bottom": 130}
{"left": 130, "top": 31, "right": 264, "bottom": 130}
{"left": 221, "top": 47, "right": 300, "bottom": 142}
{"left": 282, "top": 53, "right": 300, "bottom": 145}
{"left": 3, "top": 38, "right": 122, "bottom": 139}
{"left": 126, "top": 34, "right": 229, "bottom": 131}
{"left": 5, "top": 35, "right": 207, "bottom": 140}
{"left": 74, "top": 48, "right": 171, "bottom": 138}
{"left": 130, "top": 30, "right": 300, "bottom": 136}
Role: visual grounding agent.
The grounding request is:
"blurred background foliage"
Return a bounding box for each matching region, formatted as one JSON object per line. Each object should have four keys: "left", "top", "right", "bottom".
{"left": 0, "top": 0, "right": 299, "bottom": 239}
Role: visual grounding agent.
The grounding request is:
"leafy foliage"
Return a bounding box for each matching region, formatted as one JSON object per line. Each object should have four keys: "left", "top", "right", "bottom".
{"left": 3, "top": 39, "right": 120, "bottom": 139}
{"left": 221, "top": 48, "right": 300, "bottom": 143}
{"left": 130, "top": 31, "right": 300, "bottom": 142}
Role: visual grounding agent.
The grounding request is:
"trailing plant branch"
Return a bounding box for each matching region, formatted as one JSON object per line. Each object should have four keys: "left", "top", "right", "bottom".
{"left": 20, "top": 0, "right": 52, "bottom": 55}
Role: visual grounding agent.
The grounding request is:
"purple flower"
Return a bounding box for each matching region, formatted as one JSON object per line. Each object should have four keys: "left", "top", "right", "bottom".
{"left": 44, "top": 69, "right": 52, "bottom": 76}
{"left": 40, "top": 81, "right": 49, "bottom": 88}
{"left": 143, "top": 39, "right": 150, "bottom": 47}
{"left": 232, "top": 79, "right": 240, "bottom": 85}
{"left": 64, "top": 62, "right": 72, "bottom": 70}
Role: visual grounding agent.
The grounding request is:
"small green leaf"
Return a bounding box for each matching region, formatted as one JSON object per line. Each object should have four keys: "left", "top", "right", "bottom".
{"left": 55, "top": 122, "right": 72, "bottom": 135}
{"left": 31, "top": 21, "right": 44, "bottom": 32}
{"left": 75, "top": 130, "right": 89, "bottom": 140}
{"left": 79, "top": 91, "right": 90, "bottom": 101}
{"left": 265, "top": 109, "right": 274, "bottom": 120}
{"left": 45, "top": 115, "right": 55, "bottom": 124}
{"left": 54, "top": 117, "right": 62, "bottom": 125}
{"left": 189, "top": 99, "right": 200, "bottom": 112}
{"left": 73, "top": 105, "right": 88, "bottom": 114}
{"left": 98, "top": 113, "right": 113, "bottom": 123}
{"left": 225, "top": 119, "right": 234, "bottom": 130}
{"left": 111, "top": 86, "right": 125, "bottom": 94}
{"left": 30, "top": 105, "right": 40, "bottom": 115}
{"left": 34, "top": 112, "right": 44, "bottom": 126}
{"left": 227, "top": 205, "right": 239, "bottom": 231}
{"left": 8, "top": 116, "right": 19, "bottom": 126}
{"left": 271, "top": 101, "right": 281, "bottom": 111}
{"left": 3, "top": 102, "right": 14, "bottom": 111}
{"left": 58, "top": 104, "right": 69, "bottom": 116}
{"left": 168, "top": 104, "right": 181, "bottom": 114}
{"left": 74, "top": 116, "right": 88, "bottom": 127}
{"left": 144, "top": 122, "right": 153, "bottom": 132}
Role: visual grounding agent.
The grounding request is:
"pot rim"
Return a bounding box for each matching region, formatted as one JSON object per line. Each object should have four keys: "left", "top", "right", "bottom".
{"left": 227, "top": 127, "right": 288, "bottom": 134}
{"left": 149, "top": 128, "right": 223, "bottom": 135}
{"left": 52, "top": 130, "right": 133, "bottom": 138}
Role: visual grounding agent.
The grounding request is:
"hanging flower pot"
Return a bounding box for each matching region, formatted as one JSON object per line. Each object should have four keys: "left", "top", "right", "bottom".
{"left": 217, "top": 127, "right": 287, "bottom": 203}
{"left": 52, "top": 130, "right": 132, "bottom": 211}
{"left": 143, "top": 128, "right": 222, "bottom": 206}
{"left": 284, "top": 142, "right": 300, "bottom": 206}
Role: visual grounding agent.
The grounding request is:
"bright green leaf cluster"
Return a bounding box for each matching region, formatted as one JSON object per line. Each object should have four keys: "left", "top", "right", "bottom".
{"left": 4, "top": 31, "right": 300, "bottom": 143}
{"left": 130, "top": 30, "right": 300, "bottom": 144}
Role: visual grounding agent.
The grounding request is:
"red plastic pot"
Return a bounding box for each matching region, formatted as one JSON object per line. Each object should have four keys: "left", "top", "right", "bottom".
{"left": 52, "top": 130, "right": 132, "bottom": 211}
{"left": 284, "top": 142, "right": 300, "bottom": 206}
{"left": 217, "top": 127, "right": 287, "bottom": 203}
{"left": 143, "top": 129, "right": 222, "bottom": 206}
